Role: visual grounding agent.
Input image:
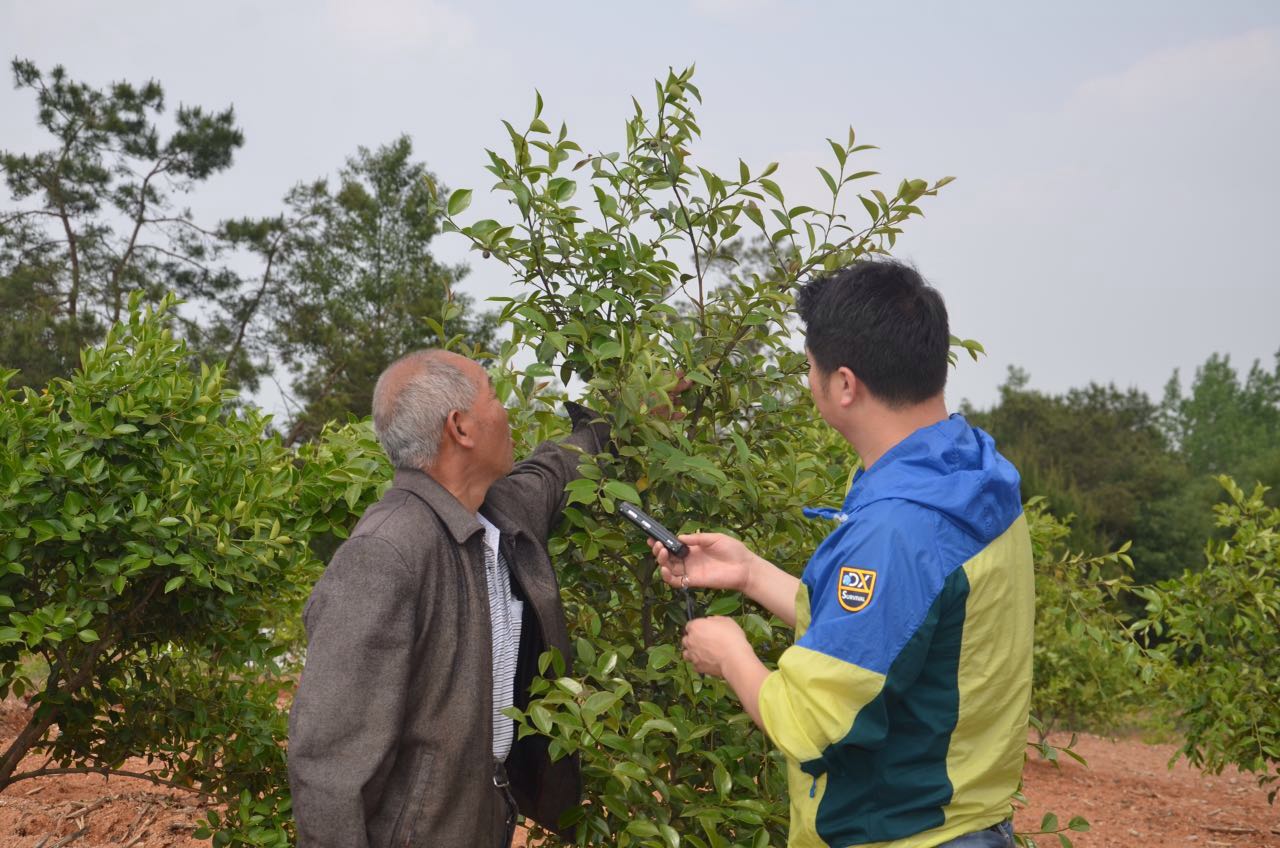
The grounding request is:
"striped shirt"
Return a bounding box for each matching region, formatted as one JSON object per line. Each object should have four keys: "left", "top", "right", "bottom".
{"left": 477, "top": 514, "right": 523, "bottom": 762}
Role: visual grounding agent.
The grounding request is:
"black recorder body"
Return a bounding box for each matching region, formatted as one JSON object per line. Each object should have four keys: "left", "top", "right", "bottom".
{"left": 617, "top": 501, "right": 697, "bottom": 619}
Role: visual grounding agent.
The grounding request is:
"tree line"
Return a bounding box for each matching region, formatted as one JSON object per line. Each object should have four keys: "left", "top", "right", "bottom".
{"left": 964, "top": 354, "right": 1280, "bottom": 587}
{"left": 1, "top": 58, "right": 494, "bottom": 443}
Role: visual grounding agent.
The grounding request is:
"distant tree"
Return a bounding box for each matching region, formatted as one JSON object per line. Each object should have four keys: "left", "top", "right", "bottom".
{"left": 966, "top": 368, "right": 1210, "bottom": 583}
{"left": 222, "top": 136, "right": 495, "bottom": 443}
{"left": 1161, "top": 351, "right": 1280, "bottom": 501}
{"left": 0, "top": 58, "right": 244, "bottom": 387}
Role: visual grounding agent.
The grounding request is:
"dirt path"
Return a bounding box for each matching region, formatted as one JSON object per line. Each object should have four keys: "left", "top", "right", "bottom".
{"left": 2, "top": 698, "right": 1277, "bottom": 846}
{"left": 1016, "top": 733, "right": 1280, "bottom": 848}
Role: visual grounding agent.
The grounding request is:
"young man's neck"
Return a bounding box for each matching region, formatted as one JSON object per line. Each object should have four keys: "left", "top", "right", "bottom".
{"left": 847, "top": 395, "right": 950, "bottom": 470}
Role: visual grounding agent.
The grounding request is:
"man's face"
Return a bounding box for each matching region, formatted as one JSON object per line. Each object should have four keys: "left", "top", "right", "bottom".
{"left": 806, "top": 349, "right": 837, "bottom": 429}
{"left": 465, "top": 363, "right": 514, "bottom": 478}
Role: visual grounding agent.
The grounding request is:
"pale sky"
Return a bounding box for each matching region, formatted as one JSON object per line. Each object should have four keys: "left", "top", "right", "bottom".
{"left": 3, "top": 0, "right": 1277, "bottom": 412}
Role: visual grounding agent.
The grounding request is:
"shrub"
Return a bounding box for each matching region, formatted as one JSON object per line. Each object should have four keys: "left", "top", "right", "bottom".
{"left": 435, "top": 66, "right": 954, "bottom": 847}
{"left": 1136, "top": 477, "right": 1280, "bottom": 799}
{"left": 0, "top": 294, "right": 388, "bottom": 845}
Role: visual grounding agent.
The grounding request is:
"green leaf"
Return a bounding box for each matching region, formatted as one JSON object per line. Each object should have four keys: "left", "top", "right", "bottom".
{"left": 705, "top": 596, "right": 741, "bottom": 616}
{"left": 648, "top": 644, "right": 677, "bottom": 670}
{"left": 758, "top": 178, "right": 785, "bottom": 204}
{"left": 447, "top": 188, "right": 473, "bottom": 215}
{"left": 556, "top": 676, "right": 584, "bottom": 696}
{"left": 817, "top": 167, "right": 838, "bottom": 195}
{"left": 603, "top": 481, "right": 640, "bottom": 505}
{"left": 639, "top": 718, "right": 676, "bottom": 737}
{"left": 165, "top": 576, "right": 186, "bottom": 593}
{"left": 583, "top": 691, "right": 617, "bottom": 714}
{"left": 77, "top": 629, "right": 99, "bottom": 643}
{"left": 714, "top": 764, "right": 732, "bottom": 796}
{"left": 627, "top": 820, "right": 659, "bottom": 838}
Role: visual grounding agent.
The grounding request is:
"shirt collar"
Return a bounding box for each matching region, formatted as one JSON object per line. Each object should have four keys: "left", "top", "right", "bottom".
{"left": 390, "top": 469, "right": 483, "bottom": 545}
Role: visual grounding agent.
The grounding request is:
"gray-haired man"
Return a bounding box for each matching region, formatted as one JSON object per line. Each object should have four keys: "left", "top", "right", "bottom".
{"left": 287, "top": 350, "right": 609, "bottom": 848}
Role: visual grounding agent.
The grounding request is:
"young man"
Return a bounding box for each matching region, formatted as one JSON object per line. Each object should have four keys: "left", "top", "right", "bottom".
{"left": 652, "top": 261, "right": 1033, "bottom": 848}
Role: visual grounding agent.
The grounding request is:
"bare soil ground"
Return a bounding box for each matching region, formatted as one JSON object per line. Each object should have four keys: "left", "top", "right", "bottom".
{"left": 1016, "top": 733, "right": 1280, "bottom": 848}
{"left": 2, "top": 699, "right": 1276, "bottom": 847}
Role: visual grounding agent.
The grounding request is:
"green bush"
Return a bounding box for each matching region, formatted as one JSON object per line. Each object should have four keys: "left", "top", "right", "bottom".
{"left": 435, "top": 66, "right": 955, "bottom": 847}
{"left": 0, "top": 294, "right": 388, "bottom": 845}
{"left": 1136, "top": 477, "right": 1280, "bottom": 799}
{"left": 1025, "top": 498, "right": 1143, "bottom": 739}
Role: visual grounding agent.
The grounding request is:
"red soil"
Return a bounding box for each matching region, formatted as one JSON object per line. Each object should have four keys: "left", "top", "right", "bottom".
{"left": 2, "top": 699, "right": 1276, "bottom": 847}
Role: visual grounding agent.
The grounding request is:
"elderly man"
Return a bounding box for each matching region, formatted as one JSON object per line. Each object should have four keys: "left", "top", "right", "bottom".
{"left": 288, "top": 349, "right": 609, "bottom": 848}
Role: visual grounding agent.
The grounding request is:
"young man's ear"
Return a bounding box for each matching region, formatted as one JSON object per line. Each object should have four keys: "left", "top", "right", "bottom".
{"left": 834, "top": 366, "right": 860, "bottom": 407}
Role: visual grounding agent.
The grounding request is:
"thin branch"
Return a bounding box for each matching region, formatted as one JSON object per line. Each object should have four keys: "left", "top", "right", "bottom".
{"left": 131, "top": 241, "right": 212, "bottom": 272}
{"left": 269, "top": 373, "right": 301, "bottom": 421}
{"left": 668, "top": 178, "right": 705, "bottom": 331}
{"left": 146, "top": 216, "right": 223, "bottom": 240}
{"left": 109, "top": 159, "right": 168, "bottom": 323}
{"left": 2, "top": 766, "right": 218, "bottom": 800}
{"left": 224, "top": 212, "right": 319, "bottom": 378}
{"left": 0, "top": 208, "right": 66, "bottom": 227}
{"left": 54, "top": 201, "right": 82, "bottom": 334}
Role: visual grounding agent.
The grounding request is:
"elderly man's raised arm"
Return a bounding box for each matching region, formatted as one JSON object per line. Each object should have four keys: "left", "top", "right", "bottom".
{"left": 486, "top": 402, "right": 611, "bottom": 540}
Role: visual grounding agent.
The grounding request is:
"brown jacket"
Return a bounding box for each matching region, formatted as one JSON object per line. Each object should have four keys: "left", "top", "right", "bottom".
{"left": 288, "top": 405, "right": 608, "bottom": 847}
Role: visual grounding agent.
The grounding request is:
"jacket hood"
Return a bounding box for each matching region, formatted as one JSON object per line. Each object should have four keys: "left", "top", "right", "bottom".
{"left": 840, "top": 414, "right": 1023, "bottom": 544}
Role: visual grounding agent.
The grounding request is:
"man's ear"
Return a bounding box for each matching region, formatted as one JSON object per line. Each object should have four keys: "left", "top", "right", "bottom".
{"left": 444, "top": 408, "right": 476, "bottom": 448}
{"left": 835, "top": 366, "right": 859, "bottom": 407}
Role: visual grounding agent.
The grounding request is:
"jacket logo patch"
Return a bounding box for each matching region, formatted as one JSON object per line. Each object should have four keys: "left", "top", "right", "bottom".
{"left": 836, "top": 567, "right": 877, "bottom": 613}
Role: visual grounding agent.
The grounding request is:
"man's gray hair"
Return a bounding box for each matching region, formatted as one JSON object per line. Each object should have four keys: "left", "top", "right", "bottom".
{"left": 372, "top": 351, "right": 478, "bottom": 470}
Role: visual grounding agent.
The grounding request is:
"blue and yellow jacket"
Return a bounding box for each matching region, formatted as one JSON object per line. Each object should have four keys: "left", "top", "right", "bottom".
{"left": 758, "top": 415, "right": 1033, "bottom": 848}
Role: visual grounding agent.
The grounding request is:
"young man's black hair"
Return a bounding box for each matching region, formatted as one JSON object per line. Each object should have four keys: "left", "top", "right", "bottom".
{"left": 795, "top": 260, "right": 950, "bottom": 406}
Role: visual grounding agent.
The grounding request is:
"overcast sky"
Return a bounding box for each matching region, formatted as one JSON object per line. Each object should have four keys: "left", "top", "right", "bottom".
{"left": 3, "top": 0, "right": 1277, "bottom": 412}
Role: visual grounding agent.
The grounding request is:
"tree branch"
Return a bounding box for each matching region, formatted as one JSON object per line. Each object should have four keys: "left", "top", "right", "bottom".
{"left": 0, "top": 765, "right": 218, "bottom": 799}
{"left": 109, "top": 159, "right": 168, "bottom": 323}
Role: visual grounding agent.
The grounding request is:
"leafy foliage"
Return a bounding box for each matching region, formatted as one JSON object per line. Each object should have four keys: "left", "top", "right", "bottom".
{"left": 217, "top": 135, "right": 495, "bottom": 442}
{"left": 1024, "top": 499, "right": 1142, "bottom": 740}
{"left": 435, "top": 66, "right": 953, "bottom": 847}
{"left": 0, "top": 294, "right": 389, "bottom": 845}
{"left": 1135, "top": 477, "right": 1280, "bottom": 799}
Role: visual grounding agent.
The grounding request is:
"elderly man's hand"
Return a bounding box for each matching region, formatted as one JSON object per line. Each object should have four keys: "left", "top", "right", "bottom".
{"left": 649, "top": 371, "right": 695, "bottom": 421}
{"left": 681, "top": 616, "right": 752, "bottom": 679}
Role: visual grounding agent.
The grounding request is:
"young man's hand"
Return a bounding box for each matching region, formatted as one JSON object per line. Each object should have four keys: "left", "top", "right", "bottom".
{"left": 681, "top": 616, "right": 753, "bottom": 678}
{"left": 651, "top": 532, "right": 757, "bottom": 594}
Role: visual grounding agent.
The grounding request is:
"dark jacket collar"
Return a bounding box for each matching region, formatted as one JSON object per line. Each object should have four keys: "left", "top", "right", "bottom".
{"left": 390, "top": 468, "right": 483, "bottom": 545}
{"left": 390, "top": 468, "right": 527, "bottom": 544}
